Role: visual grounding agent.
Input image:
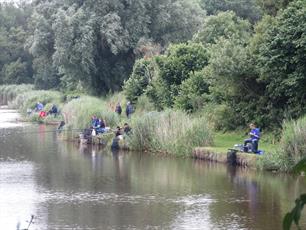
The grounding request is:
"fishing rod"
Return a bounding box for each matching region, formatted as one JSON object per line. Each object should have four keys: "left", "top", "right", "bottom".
{"left": 0, "top": 128, "right": 120, "bottom": 137}
{"left": 0, "top": 128, "right": 84, "bottom": 137}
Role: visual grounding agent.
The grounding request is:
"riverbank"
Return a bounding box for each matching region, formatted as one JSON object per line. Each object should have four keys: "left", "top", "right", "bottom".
{"left": 192, "top": 132, "right": 276, "bottom": 169}
{"left": 1, "top": 119, "right": 300, "bottom": 230}
{"left": 0, "top": 84, "right": 299, "bottom": 172}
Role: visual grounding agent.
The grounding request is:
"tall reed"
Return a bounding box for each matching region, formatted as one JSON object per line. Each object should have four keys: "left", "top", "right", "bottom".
{"left": 62, "top": 96, "right": 120, "bottom": 129}
{"left": 0, "top": 84, "right": 34, "bottom": 105}
{"left": 11, "top": 90, "right": 63, "bottom": 113}
{"left": 257, "top": 116, "right": 306, "bottom": 171}
{"left": 280, "top": 116, "right": 306, "bottom": 164}
{"left": 127, "top": 110, "right": 214, "bottom": 156}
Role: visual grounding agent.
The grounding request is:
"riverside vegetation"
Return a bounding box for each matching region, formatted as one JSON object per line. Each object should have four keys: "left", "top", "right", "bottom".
{"left": 1, "top": 1, "right": 306, "bottom": 226}
{"left": 0, "top": 0, "right": 306, "bottom": 171}
{"left": 0, "top": 83, "right": 304, "bottom": 173}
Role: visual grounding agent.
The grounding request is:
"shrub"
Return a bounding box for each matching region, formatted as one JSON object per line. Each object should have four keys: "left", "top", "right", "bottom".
{"left": 147, "top": 43, "right": 210, "bottom": 109}
{"left": 127, "top": 110, "right": 214, "bottom": 156}
{"left": 198, "top": 103, "right": 243, "bottom": 131}
{"left": 123, "top": 59, "right": 153, "bottom": 103}
{"left": 174, "top": 71, "right": 209, "bottom": 112}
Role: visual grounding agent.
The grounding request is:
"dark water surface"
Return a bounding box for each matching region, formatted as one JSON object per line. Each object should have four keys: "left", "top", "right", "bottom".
{"left": 1, "top": 109, "right": 306, "bottom": 230}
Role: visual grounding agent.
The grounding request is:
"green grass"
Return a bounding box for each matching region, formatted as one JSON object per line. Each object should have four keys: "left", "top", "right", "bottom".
{"left": 210, "top": 132, "right": 276, "bottom": 154}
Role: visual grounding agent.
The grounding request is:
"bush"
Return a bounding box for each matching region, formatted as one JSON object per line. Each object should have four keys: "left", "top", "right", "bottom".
{"left": 123, "top": 59, "right": 153, "bottom": 103}
{"left": 127, "top": 110, "right": 214, "bottom": 156}
{"left": 198, "top": 103, "right": 244, "bottom": 131}
{"left": 147, "top": 43, "right": 210, "bottom": 109}
{"left": 62, "top": 96, "right": 120, "bottom": 129}
{"left": 174, "top": 71, "right": 209, "bottom": 112}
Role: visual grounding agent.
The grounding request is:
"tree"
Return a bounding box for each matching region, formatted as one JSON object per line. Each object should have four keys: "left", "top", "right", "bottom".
{"left": 193, "top": 11, "right": 251, "bottom": 46}
{"left": 256, "top": 0, "right": 294, "bottom": 15}
{"left": 257, "top": 0, "right": 306, "bottom": 124}
{"left": 26, "top": 0, "right": 206, "bottom": 94}
{"left": 200, "top": 0, "right": 262, "bottom": 23}
{"left": 146, "top": 42, "right": 210, "bottom": 109}
{"left": 174, "top": 70, "right": 210, "bottom": 112}
{"left": 1, "top": 58, "right": 31, "bottom": 84}
{"left": 206, "top": 37, "right": 267, "bottom": 128}
{"left": 0, "top": 2, "right": 33, "bottom": 84}
{"left": 27, "top": 1, "right": 60, "bottom": 89}
{"left": 123, "top": 59, "right": 153, "bottom": 103}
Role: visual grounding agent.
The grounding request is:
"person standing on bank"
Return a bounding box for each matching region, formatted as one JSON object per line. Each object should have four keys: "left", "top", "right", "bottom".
{"left": 244, "top": 123, "right": 260, "bottom": 153}
{"left": 115, "top": 102, "right": 122, "bottom": 115}
{"left": 125, "top": 101, "right": 133, "bottom": 119}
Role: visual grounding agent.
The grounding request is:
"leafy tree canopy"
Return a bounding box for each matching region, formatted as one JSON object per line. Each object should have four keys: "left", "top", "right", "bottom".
{"left": 27, "top": 0, "right": 206, "bottom": 94}
{"left": 200, "top": 0, "right": 262, "bottom": 23}
{"left": 193, "top": 11, "right": 251, "bottom": 46}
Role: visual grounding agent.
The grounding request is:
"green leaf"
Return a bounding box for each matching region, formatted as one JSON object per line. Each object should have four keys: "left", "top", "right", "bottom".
{"left": 283, "top": 212, "right": 294, "bottom": 230}
{"left": 292, "top": 158, "right": 306, "bottom": 174}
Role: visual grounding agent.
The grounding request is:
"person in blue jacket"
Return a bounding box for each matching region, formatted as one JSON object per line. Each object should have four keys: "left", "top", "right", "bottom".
{"left": 35, "top": 102, "right": 44, "bottom": 112}
{"left": 91, "top": 115, "right": 99, "bottom": 129}
{"left": 244, "top": 123, "right": 260, "bottom": 153}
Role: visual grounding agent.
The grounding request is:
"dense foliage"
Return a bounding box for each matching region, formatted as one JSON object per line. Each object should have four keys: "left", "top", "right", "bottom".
{"left": 27, "top": 0, "right": 205, "bottom": 94}
{"left": 200, "top": 0, "right": 262, "bottom": 23}
{"left": 1, "top": 0, "right": 306, "bottom": 131}
{"left": 124, "top": 0, "right": 306, "bottom": 130}
{"left": 0, "top": 2, "right": 33, "bottom": 84}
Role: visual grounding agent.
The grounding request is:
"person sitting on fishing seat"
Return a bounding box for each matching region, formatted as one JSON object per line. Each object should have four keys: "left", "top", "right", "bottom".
{"left": 91, "top": 116, "right": 99, "bottom": 129}
{"left": 123, "top": 123, "right": 131, "bottom": 135}
{"left": 96, "top": 118, "right": 106, "bottom": 134}
{"left": 114, "top": 126, "right": 124, "bottom": 139}
{"left": 35, "top": 102, "right": 44, "bottom": 112}
{"left": 48, "top": 104, "right": 58, "bottom": 117}
{"left": 39, "top": 110, "right": 47, "bottom": 118}
{"left": 244, "top": 123, "right": 260, "bottom": 153}
{"left": 112, "top": 126, "right": 122, "bottom": 149}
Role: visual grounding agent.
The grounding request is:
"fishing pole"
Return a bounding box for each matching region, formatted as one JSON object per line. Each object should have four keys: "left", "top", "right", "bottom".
{"left": 0, "top": 128, "right": 119, "bottom": 137}
{"left": 0, "top": 128, "right": 84, "bottom": 137}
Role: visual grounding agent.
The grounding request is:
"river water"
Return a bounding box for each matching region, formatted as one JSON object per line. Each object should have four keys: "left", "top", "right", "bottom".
{"left": 0, "top": 108, "right": 306, "bottom": 230}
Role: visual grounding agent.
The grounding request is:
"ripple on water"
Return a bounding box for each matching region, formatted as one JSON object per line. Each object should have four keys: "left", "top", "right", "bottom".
{"left": 0, "top": 161, "right": 38, "bottom": 230}
{"left": 35, "top": 190, "right": 215, "bottom": 208}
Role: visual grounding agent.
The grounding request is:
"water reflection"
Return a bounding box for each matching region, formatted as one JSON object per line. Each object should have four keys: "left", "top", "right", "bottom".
{"left": 0, "top": 161, "right": 39, "bottom": 229}
{"left": 0, "top": 108, "right": 22, "bottom": 128}
{"left": 1, "top": 109, "right": 306, "bottom": 229}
